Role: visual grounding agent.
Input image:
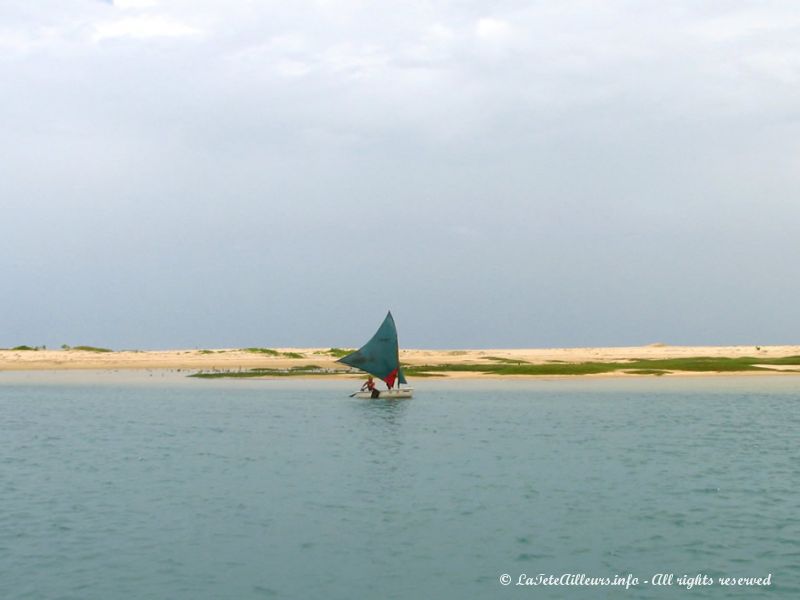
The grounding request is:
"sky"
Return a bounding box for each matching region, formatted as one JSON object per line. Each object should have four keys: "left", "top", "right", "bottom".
{"left": 1, "top": 0, "right": 799, "bottom": 349}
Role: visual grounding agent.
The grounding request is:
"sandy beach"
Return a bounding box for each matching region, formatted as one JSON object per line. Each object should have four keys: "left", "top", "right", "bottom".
{"left": 1, "top": 345, "right": 799, "bottom": 377}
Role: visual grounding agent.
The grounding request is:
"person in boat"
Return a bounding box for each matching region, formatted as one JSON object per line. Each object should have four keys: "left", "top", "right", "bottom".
{"left": 361, "top": 375, "right": 380, "bottom": 398}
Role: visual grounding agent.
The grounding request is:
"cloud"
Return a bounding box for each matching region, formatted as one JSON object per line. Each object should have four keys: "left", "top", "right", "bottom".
{"left": 687, "top": 6, "right": 800, "bottom": 42}
{"left": 475, "top": 17, "right": 513, "bottom": 42}
{"left": 112, "top": 0, "right": 159, "bottom": 8}
{"left": 92, "top": 15, "right": 202, "bottom": 41}
{"left": 2, "top": 0, "right": 800, "bottom": 346}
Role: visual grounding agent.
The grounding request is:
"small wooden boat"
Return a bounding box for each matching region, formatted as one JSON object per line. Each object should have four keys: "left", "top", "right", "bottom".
{"left": 350, "top": 388, "right": 414, "bottom": 400}
{"left": 337, "top": 311, "right": 414, "bottom": 399}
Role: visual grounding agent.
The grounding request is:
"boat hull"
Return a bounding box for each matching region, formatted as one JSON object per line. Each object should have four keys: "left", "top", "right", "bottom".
{"left": 352, "top": 388, "right": 414, "bottom": 399}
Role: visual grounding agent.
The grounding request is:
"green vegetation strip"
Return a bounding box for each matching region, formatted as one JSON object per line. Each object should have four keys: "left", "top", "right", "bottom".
{"left": 484, "top": 356, "right": 530, "bottom": 364}
{"left": 189, "top": 356, "right": 800, "bottom": 379}
{"left": 72, "top": 346, "right": 113, "bottom": 353}
{"left": 625, "top": 369, "right": 668, "bottom": 376}
{"left": 403, "top": 356, "right": 800, "bottom": 377}
{"left": 327, "top": 348, "right": 354, "bottom": 358}
{"left": 190, "top": 365, "right": 345, "bottom": 379}
{"left": 242, "top": 347, "right": 280, "bottom": 355}
{"left": 241, "top": 348, "right": 304, "bottom": 358}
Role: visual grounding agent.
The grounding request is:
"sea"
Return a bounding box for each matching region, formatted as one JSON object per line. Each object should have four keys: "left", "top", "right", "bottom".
{"left": 1, "top": 371, "right": 798, "bottom": 600}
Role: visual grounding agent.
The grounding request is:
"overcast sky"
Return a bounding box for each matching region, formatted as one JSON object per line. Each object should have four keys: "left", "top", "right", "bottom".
{"left": 1, "top": 0, "right": 798, "bottom": 349}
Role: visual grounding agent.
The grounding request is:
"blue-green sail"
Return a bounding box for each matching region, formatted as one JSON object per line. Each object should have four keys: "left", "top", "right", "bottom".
{"left": 337, "top": 311, "right": 407, "bottom": 387}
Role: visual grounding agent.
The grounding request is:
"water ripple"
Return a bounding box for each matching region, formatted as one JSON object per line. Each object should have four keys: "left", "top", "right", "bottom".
{"left": 0, "top": 377, "right": 797, "bottom": 599}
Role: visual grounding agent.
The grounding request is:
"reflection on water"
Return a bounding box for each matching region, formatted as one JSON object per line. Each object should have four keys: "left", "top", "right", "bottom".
{"left": 350, "top": 396, "right": 411, "bottom": 441}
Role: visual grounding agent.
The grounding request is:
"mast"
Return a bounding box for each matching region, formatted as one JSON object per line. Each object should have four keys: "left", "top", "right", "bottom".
{"left": 337, "top": 311, "right": 402, "bottom": 388}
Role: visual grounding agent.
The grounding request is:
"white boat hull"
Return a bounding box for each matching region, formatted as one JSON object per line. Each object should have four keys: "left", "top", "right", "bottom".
{"left": 352, "top": 388, "right": 414, "bottom": 399}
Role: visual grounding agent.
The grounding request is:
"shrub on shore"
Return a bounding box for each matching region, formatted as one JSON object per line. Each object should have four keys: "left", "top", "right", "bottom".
{"left": 327, "top": 348, "right": 355, "bottom": 358}
{"left": 72, "top": 346, "right": 113, "bottom": 353}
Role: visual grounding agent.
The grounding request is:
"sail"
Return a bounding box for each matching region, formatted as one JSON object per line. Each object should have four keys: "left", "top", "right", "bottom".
{"left": 338, "top": 311, "right": 406, "bottom": 387}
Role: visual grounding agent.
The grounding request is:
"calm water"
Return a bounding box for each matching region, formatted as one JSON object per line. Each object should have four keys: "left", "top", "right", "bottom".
{"left": 1, "top": 372, "right": 798, "bottom": 600}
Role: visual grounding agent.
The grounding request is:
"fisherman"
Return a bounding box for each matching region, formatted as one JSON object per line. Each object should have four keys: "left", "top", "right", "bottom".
{"left": 361, "top": 375, "right": 380, "bottom": 398}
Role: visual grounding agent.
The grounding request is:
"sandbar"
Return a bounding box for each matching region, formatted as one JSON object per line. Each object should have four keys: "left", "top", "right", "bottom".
{"left": 1, "top": 345, "right": 799, "bottom": 378}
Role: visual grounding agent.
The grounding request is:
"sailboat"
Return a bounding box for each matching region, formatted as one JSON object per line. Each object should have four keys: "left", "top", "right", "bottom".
{"left": 338, "top": 311, "right": 414, "bottom": 399}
